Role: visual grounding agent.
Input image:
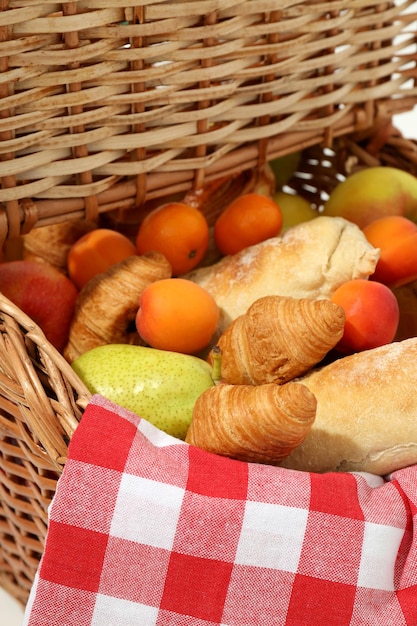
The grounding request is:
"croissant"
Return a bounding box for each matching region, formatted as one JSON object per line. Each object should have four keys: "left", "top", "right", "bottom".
{"left": 64, "top": 251, "right": 171, "bottom": 363}
{"left": 23, "top": 219, "right": 97, "bottom": 274}
{"left": 210, "top": 295, "right": 346, "bottom": 385}
{"left": 185, "top": 381, "right": 317, "bottom": 465}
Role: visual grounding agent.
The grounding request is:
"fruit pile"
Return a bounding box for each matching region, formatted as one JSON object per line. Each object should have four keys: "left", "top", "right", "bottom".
{"left": 1, "top": 155, "right": 417, "bottom": 472}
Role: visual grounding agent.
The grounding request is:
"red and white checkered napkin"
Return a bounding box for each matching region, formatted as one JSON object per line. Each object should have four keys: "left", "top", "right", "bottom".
{"left": 24, "top": 395, "right": 417, "bottom": 626}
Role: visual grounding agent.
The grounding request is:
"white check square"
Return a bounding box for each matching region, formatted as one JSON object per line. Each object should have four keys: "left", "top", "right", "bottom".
{"left": 92, "top": 594, "right": 158, "bottom": 625}
{"left": 235, "top": 501, "right": 308, "bottom": 572}
{"left": 357, "top": 522, "right": 405, "bottom": 590}
{"left": 110, "top": 473, "right": 184, "bottom": 549}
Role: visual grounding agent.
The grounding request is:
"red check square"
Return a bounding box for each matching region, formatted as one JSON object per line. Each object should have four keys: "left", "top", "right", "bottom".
{"left": 173, "top": 491, "right": 245, "bottom": 561}
{"left": 286, "top": 574, "right": 356, "bottom": 625}
{"left": 70, "top": 401, "right": 137, "bottom": 471}
{"left": 186, "top": 445, "right": 248, "bottom": 499}
{"left": 223, "top": 565, "right": 295, "bottom": 624}
{"left": 309, "top": 471, "right": 364, "bottom": 519}
{"left": 40, "top": 521, "right": 108, "bottom": 592}
{"left": 160, "top": 552, "right": 233, "bottom": 622}
{"left": 51, "top": 459, "right": 122, "bottom": 534}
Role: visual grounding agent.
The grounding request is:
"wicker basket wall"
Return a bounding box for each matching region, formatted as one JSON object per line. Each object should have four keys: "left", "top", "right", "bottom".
{"left": 0, "top": 0, "right": 416, "bottom": 245}
{"left": 0, "top": 123, "right": 416, "bottom": 606}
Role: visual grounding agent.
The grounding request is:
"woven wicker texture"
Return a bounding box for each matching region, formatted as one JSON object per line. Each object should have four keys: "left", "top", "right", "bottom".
{"left": 0, "top": 0, "right": 416, "bottom": 242}
{"left": 0, "top": 296, "right": 90, "bottom": 605}
{"left": 0, "top": 124, "right": 417, "bottom": 606}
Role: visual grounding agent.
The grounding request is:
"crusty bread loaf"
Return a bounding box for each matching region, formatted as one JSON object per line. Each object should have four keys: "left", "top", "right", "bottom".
{"left": 185, "top": 216, "right": 379, "bottom": 337}
{"left": 280, "top": 337, "right": 417, "bottom": 475}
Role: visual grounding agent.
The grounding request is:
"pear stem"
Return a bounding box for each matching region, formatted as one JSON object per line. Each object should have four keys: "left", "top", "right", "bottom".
{"left": 211, "top": 345, "right": 223, "bottom": 384}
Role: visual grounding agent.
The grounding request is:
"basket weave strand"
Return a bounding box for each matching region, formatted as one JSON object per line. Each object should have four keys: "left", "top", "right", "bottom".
{"left": 0, "top": 0, "right": 415, "bottom": 243}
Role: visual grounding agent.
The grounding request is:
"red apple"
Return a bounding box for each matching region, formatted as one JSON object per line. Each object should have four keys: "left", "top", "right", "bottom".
{"left": 0, "top": 260, "right": 78, "bottom": 352}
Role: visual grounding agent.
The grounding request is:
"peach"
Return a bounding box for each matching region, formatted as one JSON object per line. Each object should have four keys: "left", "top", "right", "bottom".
{"left": 323, "top": 166, "right": 417, "bottom": 229}
{"left": 136, "top": 278, "right": 219, "bottom": 354}
{"left": 0, "top": 259, "right": 78, "bottom": 352}
{"left": 362, "top": 215, "right": 417, "bottom": 288}
{"left": 330, "top": 279, "right": 399, "bottom": 354}
{"left": 67, "top": 228, "right": 137, "bottom": 289}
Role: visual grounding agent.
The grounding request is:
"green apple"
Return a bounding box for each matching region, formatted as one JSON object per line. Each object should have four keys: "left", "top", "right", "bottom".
{"left": 322, "top": 166, "right": 417, "bottom": 229}
{"left": 71, "top": 344, "right": 215, "bottom": 440}
{"left": 274, "top": 191, "right": 318, "bottom": 232}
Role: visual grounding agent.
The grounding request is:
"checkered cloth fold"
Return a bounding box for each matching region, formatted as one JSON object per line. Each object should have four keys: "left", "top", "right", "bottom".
{"left": 24, "top": 394, "right": 417, "bottom": 625}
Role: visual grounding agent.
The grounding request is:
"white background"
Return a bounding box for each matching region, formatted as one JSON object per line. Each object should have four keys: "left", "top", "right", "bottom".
{"left": 1, "top": 108, "right": 416, "bottom": 624}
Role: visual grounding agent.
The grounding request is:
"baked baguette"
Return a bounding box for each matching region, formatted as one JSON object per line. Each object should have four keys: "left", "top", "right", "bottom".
{"left": 185, "top": 216, "right": 379, "bottom": 337}
{"left": 280, "top": 337, "right": 417, "bottom": 475}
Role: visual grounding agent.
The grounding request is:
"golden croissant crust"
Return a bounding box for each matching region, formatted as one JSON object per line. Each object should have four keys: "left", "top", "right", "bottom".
{"left": 64, "top": 251, "right": 171, "bottom": 363}
{"left": 23, "top": 220, "right": 97, "bottom": 274}
{"left": 185, "top": 381, "right": 317, "bottom": 465}
{"left": 210, "top": 295, "right": 346, "bottom": 385}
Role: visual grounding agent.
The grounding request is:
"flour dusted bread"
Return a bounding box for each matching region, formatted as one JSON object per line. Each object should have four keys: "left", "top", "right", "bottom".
{"left": 280, "top": 337, "right": 417, "bottom": 475}
{"left": 185, "top": 216, "right": 379, "bottom": 336}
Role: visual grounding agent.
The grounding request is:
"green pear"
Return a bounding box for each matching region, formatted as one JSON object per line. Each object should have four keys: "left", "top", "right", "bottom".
{"left": 322, "top": 166, "right": 417, "bottom": 229}
{"left": 71, "top": 344, "right": 215, "bottom": 440}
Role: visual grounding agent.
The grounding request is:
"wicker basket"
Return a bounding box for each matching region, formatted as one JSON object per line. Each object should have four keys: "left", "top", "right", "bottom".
{"left": 0, "top": 123, "right": 416, "bottom": 607}
{"left": 0, "top": 0, "right": 416, "bottom": 245}
{"left": 0, "top": 0, "right": 416, "bottom": 608}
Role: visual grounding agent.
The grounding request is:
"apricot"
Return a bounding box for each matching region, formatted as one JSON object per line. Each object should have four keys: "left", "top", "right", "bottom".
{"left": 362, "top": 215, "right": 417, "bottom": 288}
{"left": 67, "top": 228, "right": 137, "bottom": 289}
{"left": 136, "top": 202, "right": 209, "bottom": 276}
{"left": 136, "top": 278, "right": 220, "bottom": 355}
{"left": 330, "top": 279, "right": 399, "bottom": 354}
{"left": 214, "top": 193, "right": 283, "bottom": 256}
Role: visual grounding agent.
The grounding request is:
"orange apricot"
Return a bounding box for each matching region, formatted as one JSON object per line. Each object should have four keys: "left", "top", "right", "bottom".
{"left": 362, "top": 215, "right": 417, "bottom": 288}
{"left": 213, "top": 193, "right": 283, "bottom": 255}
{"left": 136, "top": 202, "right": 209, "bottom": 276}
{"left": 214, "top": 193, "right": 283, "bottom": 256}
{"left": 136, "top": 278, "right": 219, "bottom": 354}
{"left": 67, "top": 228, "right": 137, "bottom": 289}
{"left": 330, "top": 279, "right": 399, "bottom": 354}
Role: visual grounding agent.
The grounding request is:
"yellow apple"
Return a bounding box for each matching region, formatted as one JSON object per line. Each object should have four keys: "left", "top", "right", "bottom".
{"left": 322, "top": 166, "right": 417, "bottom": 229}
{"left": 273, "top": 191, "right": 318, "bottom": 232}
